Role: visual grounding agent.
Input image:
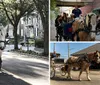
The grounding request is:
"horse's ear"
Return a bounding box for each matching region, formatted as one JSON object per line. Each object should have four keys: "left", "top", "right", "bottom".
{"left": 95, "top": 50, "right": 98, "bottom": 53}
{"left": 88, "top": 15, "right": 90, "bottom": 18}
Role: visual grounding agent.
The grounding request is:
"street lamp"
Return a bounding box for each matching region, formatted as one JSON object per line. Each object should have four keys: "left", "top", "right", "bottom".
{"left": 26, "top": 27, "right": 30, "bottom": 51}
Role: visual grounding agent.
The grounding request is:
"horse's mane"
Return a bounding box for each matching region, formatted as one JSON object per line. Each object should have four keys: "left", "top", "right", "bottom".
{"left": 85, "top": 12, "right": 96, "bottom": 26}
{"left": 74, "top": 17, "right": 85, "bottom": 29}
{"left": 87, "top": 51, "right": 97, "bottom": 55}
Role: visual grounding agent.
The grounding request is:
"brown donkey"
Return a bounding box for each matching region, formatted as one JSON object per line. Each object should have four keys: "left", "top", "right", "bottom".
{"left": 65, "top": 51, "right": 100, "bottom": 81}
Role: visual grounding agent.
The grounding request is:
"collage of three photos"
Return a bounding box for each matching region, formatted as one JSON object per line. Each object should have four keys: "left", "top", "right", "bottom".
{"left": 0, "top": 0, "right": 100, "bottom": 85}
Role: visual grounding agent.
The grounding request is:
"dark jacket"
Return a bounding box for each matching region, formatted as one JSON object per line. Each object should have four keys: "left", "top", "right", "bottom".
{"left": 72, "top": 8, "right": 82, "bottom": 18}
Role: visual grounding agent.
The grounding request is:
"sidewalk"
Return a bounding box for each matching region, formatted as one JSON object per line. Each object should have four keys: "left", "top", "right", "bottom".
{"left": 0, "top": 71, "right": 31, "bottom": 85}
{"left": 5, "top": 45, "right": 44, "bottom": 54}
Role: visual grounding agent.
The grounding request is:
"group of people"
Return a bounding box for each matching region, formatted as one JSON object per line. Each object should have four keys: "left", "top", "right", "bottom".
{"left": 55, "top": 5, "right": 100, "bottom": 41}
{"left": 55, "top": 6, "right": 82, "bottom": 41}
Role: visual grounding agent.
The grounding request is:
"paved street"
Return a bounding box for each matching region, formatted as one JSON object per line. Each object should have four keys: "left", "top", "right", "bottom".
{"left": 1, "top": 51, "right": 49, "bottom": 85}
{"left": 51, "top": 70, "right": 100, "bottom": 85}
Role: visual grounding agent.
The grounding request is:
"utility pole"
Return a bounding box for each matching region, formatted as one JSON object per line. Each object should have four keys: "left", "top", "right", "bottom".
{"left": 54, "top": 43, "right": 55, "bottom": 52}
{"left": 68, "top": 43, "right": 70, "bottom": 58}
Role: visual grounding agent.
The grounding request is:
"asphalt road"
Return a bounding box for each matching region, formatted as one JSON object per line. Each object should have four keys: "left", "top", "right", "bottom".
{"left": 51, "top": 70, "right": 100, "bottom": 85}
{"left": 2, "top": 51, "right": 49, "bottom": 85}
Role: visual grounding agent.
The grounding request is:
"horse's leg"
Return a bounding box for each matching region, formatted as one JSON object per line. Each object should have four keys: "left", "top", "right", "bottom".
{"left": 78, "top": 64, "right": 85, "bottom": 81}
{"left": 67, "top": 65, "right": 72, "bottom": 79}
{"left": 78, "top": 69, "right": 83, "bottom": 81}
{"left": 86, "top": 66, "right": 91, "bottom": 81}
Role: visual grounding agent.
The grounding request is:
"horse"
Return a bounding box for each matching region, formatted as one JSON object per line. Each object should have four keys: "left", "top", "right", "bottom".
{"left": 72, "top": 13, "right": 97, "bottom": 41}
{"left": 85, "top": 13, "right": 97, "bottom": 39}
{"left": 72, "top": 18, "right": 90, "bottom": 41}
{"left": 65, "top": 50, "right": 100, "bottom": 81}
{"left": 96, "top": 16, "right": 100, "bottom": 35}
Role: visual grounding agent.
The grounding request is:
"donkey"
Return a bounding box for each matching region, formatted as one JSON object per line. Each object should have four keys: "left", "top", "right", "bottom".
{"left": 65, "top": 51, "right": 100, "bottom": 81}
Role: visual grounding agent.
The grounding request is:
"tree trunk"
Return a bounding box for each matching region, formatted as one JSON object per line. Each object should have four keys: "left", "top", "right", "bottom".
{"left": 13, "top": 26, "right": 18, "bottom": 50}
{"left": 40, "top": 12, "right": 49, "bottom": 56}
{"left": 33, "top": 0, "right": 49, "bottom": 55}
{"left": 43, "top": 24, "right": 49, "bottom": 56}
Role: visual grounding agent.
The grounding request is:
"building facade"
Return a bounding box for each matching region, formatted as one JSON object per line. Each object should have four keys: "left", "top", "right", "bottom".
{"left": 6, "top": 12, "right": 43, "bottom": 40}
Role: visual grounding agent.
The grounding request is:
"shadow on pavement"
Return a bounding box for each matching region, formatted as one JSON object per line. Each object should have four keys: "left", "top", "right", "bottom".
{"left": 51, "top": 77, "right": 89, "bottom": 81}
{"left": 0, "top": 72, "right": 31, "bottom": 85}
{"left": 3, "top": 58, "right": 48, "bottom": 78}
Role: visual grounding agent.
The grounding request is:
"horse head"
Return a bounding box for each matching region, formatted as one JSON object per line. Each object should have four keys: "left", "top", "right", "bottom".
{"left": 72, "top": 18, "right": 84, "bottom": 32}
{"left": 85, "top": 13, "right": 97, "bottom": 31}
{"left": 93, "top": 50, "right": 100, "bottom": 63}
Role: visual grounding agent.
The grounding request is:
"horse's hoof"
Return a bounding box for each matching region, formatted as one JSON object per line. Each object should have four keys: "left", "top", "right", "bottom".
{"left": 67, "top": 76, "right": 72, "bottom": 79}
{"left": 88, "top": 78, "right": 91, "bottom": 81}
{"left": 78, "top": 78, "right": 82, "bottom": 81}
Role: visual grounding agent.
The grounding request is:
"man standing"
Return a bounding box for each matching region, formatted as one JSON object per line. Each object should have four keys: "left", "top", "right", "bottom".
{"left": 72, "top": 5, "right": 82, "bottom": 18}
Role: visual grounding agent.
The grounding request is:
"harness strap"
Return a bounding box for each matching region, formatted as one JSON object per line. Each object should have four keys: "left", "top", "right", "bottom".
{"left": 67, "top": 54, "right": 90, "bottom": 65}
{"left": 90, "top": 30, "right": 97, "bottom": 33}
{"left": 0, "top": 41, "right": 5, "bottom": 42}
{"left": 73, "top": 29, "right": 85, "bottom": 41}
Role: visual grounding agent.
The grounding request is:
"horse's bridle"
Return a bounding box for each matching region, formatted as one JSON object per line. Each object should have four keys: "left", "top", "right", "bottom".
{"left": 86, "top": 14, "right": 96, "bottom": 33}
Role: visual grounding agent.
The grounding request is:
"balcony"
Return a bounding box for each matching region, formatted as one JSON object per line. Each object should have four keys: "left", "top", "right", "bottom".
{"left": 56, "top": 0, "right": 94, "bottom": 7}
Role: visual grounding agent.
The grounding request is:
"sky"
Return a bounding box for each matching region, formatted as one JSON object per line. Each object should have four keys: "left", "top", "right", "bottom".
{"left": 50, "top": 42, "right": 97, "bottom": 59}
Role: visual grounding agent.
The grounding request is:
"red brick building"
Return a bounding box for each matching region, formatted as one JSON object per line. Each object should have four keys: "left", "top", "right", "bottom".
{"left": 81, "top": 0, "right": 100, "bottom": 16}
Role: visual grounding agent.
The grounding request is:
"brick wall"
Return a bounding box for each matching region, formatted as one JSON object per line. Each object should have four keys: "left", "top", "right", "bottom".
{"left": 80, "top": 4, "right": 93, "bottom": 16}
{"left": 80, "top": 0, "right": 100, "bottom": 16}
{"left": 93, "top": 0, "right": 100, "bottom": 9}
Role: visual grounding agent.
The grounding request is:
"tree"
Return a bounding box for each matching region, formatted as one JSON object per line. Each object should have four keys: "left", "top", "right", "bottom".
{"left": 0, "top": 0, "right": 35, "bottom": 50}
{"left": 33, "top": 0, "right": 49, "bottom": 55}
{"left": 0, "top": 10, "right": 8, "bottom": 26}
{"left": 51, "top": 0, "right": 56, "bottom": 10}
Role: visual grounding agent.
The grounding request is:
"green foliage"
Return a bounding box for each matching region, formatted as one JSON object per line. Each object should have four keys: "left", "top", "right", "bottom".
{"left": 0, "top": 0, "right": 35, "bottom": 26}
{"left": 50, "top": 0, "right": 56, "bottom": 10}
{"left": 50, "top": 0, "right": 60, "bottom": 18}
{"left": 35, "top": 39, "right": 44, "bottom": 48}
{"left": 0, "top": 11, "right": 8, "bottom": 26}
